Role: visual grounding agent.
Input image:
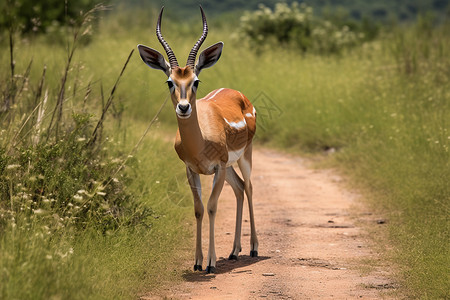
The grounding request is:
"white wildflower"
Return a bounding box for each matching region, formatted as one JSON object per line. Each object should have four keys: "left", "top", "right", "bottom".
{"left": 33, "top": 208, "right": 46, "bottom": 215}
{"left": 6, "top": 164, "right": 20, "bottom": 170}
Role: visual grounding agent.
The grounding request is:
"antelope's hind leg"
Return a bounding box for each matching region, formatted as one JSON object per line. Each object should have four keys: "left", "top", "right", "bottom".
{"left": 186, "top": 167, "right": 203, "bottom": 271}
{"left": 225, "top": 166, "right": 245, "bottom": 260}
{"left": 237, "top": 146, "right": 258, "bottom": 257}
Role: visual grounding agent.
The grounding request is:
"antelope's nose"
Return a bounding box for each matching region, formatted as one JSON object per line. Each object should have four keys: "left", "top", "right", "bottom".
{"left": 177, "top": 103, "right": 191, "bottom": 113}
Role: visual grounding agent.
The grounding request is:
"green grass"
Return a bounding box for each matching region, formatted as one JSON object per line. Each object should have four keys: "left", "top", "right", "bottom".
{"left": 230, "top": 32, "right": 448, "bottom": 298}
{"left": 221, "top": 27, "right": 448, "bottom": 298}
{"left": 0, "top": 121, "right": 192, "bottom": 299}
{"left": 0, "top": 9, "right": 192, "bottom": 298}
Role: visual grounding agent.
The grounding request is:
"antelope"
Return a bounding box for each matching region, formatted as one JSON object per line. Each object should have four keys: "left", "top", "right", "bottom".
{"left": 137, "top": 6, "right": 258, "bottom": 273}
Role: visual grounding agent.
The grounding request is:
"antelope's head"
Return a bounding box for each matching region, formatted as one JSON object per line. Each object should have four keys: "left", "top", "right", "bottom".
{"left": 138, "top": 6, "right": 223, "bottom": 119}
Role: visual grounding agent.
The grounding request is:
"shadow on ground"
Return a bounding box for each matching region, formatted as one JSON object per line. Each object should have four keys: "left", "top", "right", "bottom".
{"left": 182, "top": 255, "right": 271, "bottom": 282}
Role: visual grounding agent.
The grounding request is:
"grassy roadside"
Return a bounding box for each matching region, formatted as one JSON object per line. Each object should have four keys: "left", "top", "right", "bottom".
{"left": 0, "top": 10, "right": 192, "bottom": 298}
{"left": 228, "top": 27, "right": 448, "bottom": 299}
{"left": 238, "top": 36, "right": 449, "bottom": 299}
{"left": 0, "top": 128, "right": 192, "bottom": 299}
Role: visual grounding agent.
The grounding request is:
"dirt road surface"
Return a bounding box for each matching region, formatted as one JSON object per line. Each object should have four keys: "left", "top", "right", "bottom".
{"left": 146, "top": 149, "right": 396, "bottom": 299}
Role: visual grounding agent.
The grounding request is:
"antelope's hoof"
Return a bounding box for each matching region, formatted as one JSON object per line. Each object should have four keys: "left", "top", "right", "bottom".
{"left": 228, "top": 254, "right": 238, "bottom": 260}
{"left": 250, "top": 250, "right": 258, "bottom": 257}
{"left": 206, "top": 266, "right": 216, "bottom": 274}
{"left": 194, "top": 264, "right": 202, "bottom": 271}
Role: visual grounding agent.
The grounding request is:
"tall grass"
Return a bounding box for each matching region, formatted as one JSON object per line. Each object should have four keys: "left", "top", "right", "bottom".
{"left": 0, "top": 6, "right": 192, "bottom": 299}
{"left": 237, "top": 27, "right": 449, "bottom": 298}
{"left": 223, "top": 20, "right": 448, "bottom": 299}
{"left": 0, "top": 130, "right": 192, "bottom": 299}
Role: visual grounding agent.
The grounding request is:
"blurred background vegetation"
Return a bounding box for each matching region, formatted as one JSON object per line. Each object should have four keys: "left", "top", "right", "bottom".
{"left": 2, "top": 0, "right": 449, "bottom": 33}
{"left": 0, "top": 0, "right": 449, "bottom": 299}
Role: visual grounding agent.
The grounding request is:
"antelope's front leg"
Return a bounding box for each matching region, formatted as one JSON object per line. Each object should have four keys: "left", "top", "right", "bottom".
{"left": 206, "top": 165, "right": 226, "bottom": 273}
{"left": 186, "top": 167, "right": 203, "bottom": 271}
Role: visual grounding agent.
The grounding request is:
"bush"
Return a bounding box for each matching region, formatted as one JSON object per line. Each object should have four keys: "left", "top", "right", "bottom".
{"left": 0, "top": 4, "right": 151, "bottom": 236}
{"left": 0, "top": 0, "right": 100, "bottom": 34}
{"left": 237, "top": 2, "right": 375, "bottom": 54}
{"left": 0, "top": 115, "right": 151, "bottom": 234}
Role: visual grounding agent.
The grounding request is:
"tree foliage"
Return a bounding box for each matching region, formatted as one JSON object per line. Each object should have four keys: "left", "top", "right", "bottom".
{"left": 0, "top": 0, "right": 100, "bottom": 34}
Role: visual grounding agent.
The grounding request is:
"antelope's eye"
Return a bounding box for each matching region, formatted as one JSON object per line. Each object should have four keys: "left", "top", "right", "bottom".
{"left": 192, "top": 79, "right": 200, "bottom": 92}
{"left": 166, "top": 78, "right": 175, "bottom": 91}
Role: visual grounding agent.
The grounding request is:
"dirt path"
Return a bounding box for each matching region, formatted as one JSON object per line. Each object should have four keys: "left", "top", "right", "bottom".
{"left": 147, "top": 149, "right": 395, "bottom": 299}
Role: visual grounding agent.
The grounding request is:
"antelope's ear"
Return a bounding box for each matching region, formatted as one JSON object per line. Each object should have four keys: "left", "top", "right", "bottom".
{"left": 195, "top": 42, "right": 223, "bottom": 75}
{"left": 137, "top": 44, "right": 171, "bottom": 76}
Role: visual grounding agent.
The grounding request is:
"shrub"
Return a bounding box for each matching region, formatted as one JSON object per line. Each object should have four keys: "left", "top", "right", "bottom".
{"left": 0, "top": 0, "right": 100, "bottom": 34}
{"left": 0, "top": 115, "right": 151, "bottom": 234}
{"left": 0, "top": 4, "right": 151, "bottom": 236}
{"left": 237, "top": 2, "right": 373, "bottom": 54}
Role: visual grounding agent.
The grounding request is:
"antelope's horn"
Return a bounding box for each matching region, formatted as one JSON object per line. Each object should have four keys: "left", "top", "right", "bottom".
{"left": 186, "top": 6, "right": 208, "bottom": 69}
{"left": 156, "top": 6, "right": 179, "bottom": 69}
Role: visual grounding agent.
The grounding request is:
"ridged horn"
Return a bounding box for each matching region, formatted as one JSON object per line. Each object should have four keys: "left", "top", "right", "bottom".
{"left": 186, "top": 6, "right": 208, "bottom": 69}
{"left": 156, "top": 6, "right": 179, "bottom": 69}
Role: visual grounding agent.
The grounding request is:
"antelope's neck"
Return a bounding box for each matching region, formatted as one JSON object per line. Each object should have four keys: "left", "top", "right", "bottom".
{"left": 177, "top": 108, "right": 205, "bottom": 158}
